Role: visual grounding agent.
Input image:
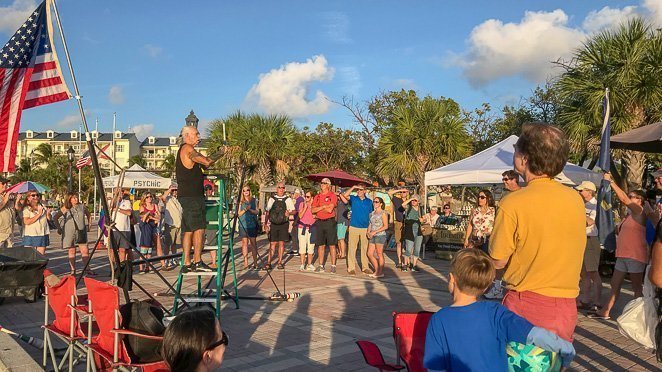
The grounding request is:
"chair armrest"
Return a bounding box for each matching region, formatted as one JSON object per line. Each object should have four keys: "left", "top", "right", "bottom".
{"left": 110, "top": 329, "right": 163, "bottom": 341}
{"left": 67, "top": 303, "right": 92, "bottom": 314}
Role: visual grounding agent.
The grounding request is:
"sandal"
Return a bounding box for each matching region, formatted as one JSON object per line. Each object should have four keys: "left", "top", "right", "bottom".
{"left": 587, "top": 313, "right": 610, "bottom": 320}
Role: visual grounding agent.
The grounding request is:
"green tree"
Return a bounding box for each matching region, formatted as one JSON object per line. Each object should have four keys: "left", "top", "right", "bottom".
{"left": 160, "top": 153, "right": 176, "bottom": 177}
{"left": 129, "top": 155, "right": 147, "bottom": 168}
{"left": 208, "top": 111, "right": 296, "bottom": 189}
{"left": 556, "top": 18, "right": 661, "bottom": 189}
{"left": 376, "top": 96, "right": 471, "bottom": 189}
{"left": 32, "top": 143, "right": 53, "bottom": 167}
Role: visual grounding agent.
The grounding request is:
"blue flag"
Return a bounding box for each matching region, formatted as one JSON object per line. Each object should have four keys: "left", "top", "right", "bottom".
{"left": 596, "top": 89, "right": 616, "bottom": 252}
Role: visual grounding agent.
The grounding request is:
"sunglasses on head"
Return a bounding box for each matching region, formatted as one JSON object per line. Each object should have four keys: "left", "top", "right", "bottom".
{"left": 206, "top": 330, "right": 229, "bottom": 351}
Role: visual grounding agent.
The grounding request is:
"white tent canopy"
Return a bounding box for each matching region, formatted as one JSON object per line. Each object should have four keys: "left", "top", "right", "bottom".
{"left": 102, "top": 164, "right": 172, "bottom": 189}
{"left": 425, "top": 135, "right": 602, "bottom": 186}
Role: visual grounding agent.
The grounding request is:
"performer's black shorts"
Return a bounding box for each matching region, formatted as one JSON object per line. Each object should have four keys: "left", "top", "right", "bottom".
{"left": 179, "top": 196, "right": 206, "bottom": 233}
{"left": 315, "top": 218, "right": 337, "bottom": 247}
{"left": 269, "top": 223, "right": 290, "bottom": 242}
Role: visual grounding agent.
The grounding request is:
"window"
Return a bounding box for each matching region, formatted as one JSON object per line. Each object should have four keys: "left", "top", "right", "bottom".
{"left": 91, "top": 131, "right": 99, "bottom": 139}
{"left": 169, "top": 137, "right": 176, "bottom": 145}
{"left": 116, "top": 145, "right": 125, "bottom": 153}
{"left": 148, "top": 136, "right": 155, "bottom": 145}
{"left": 70, "top": 131, "right": 78, "bottom": 139}
{"left": 26, "top": 130, "right": 33, "bottom": 139}
{"left": 114, "top": 131, "right": 122, "bottom": 139}
{"left": 46, "top": 130, "right": 54, "bottom": 139}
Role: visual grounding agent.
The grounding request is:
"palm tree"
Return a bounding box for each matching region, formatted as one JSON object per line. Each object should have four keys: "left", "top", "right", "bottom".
{"left": 129, "top": 155, "right": 147, "bottom": 168}
{"left": 208, "top": 112, "right": 296, "bottom": 189}
{"left": 556, "top": 18, "right": 661, "bottom": 189}
{"left": 376, "top": 97, "right": 472, "bottom": 190}
{"left": 32, "top": 143, "right": 53, "bottom": 167}
{"left": 160, "top": 153, "right": 176, "bottom": 177}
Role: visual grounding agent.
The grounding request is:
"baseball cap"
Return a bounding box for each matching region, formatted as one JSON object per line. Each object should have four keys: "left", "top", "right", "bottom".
{"left": 574, "top": 181, "right": 597, "bottom": 192}
{"left": 652, "top": 168, "right": 662, "bottom": 178}
{"left": 321, "top": 178, "right": 331, "bottom": 185}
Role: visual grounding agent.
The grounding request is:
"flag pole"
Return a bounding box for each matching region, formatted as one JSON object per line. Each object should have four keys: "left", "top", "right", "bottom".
{"left": 50, "top": 0, "right": 127, "bottom": 301}
{"left": 78, "top": 122, "right": 81, "bottom": 197}
{"left": 93, "top": 118, "right": 98, "bottom": 221}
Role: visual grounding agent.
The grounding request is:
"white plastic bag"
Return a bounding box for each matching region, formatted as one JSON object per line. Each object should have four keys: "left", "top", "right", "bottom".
{"left": 616, "top": 266, "right": 658, "bottom": 349}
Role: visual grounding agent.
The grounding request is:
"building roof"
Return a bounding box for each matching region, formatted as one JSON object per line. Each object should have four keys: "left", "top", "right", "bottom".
{"left": 18, "top": 131, "right": 137, "bottom": 142}
{"left": 140, "top": 137, "right": 178, "bottom": 147}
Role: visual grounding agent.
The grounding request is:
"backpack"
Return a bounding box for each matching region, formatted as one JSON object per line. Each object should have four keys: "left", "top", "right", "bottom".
{"left": 269, "top": 196, "right": 289, "bottom": 225}
{"left": 119, "top": 300, "right": 165, "bottom": 363}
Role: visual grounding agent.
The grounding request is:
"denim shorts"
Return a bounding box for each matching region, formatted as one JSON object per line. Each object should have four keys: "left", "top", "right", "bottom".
{"left": 369, "top": 234, "right": 387, "bottom": 245}
{"left": 23, "top": 235, "right": 49, "bottom": 248}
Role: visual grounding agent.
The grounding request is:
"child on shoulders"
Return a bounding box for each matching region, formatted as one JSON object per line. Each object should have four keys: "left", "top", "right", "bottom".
{"left": 424, "top": 249, "right": 575, "bottom": 371}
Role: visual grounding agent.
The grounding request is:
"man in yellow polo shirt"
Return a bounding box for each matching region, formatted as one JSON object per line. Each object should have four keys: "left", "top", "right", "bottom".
{"left": 490, "top": 123, "right": 586, "bottom": 342}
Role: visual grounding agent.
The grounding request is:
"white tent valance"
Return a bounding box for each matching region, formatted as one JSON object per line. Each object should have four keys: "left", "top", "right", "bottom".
{"left": 425, "top": 135, "right": 602, "bottom": 186}
{"left": 102, "top": 164, "right": 172, "bottom": 189}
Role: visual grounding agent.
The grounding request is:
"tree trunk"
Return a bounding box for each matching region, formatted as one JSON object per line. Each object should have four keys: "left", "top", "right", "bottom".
{"left": 622, "top": 150, "right": 645, "bottom": 191}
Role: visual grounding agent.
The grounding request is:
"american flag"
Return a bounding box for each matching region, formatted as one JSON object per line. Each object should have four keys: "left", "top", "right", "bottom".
{"left": 0, "top": 0, "right": 71, "bottom": 172}
{"left": 77, "top": 143, "right": 110, "bottom": 169}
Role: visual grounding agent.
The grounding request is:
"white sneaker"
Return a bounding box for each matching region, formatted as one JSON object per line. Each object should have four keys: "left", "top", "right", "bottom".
{"left": 299, "top": 264, "right": 305, "bottom": 271}
{"left": 306, "top": 265, "right": 316, "bottom": 272}
{"left": 484, "top": 281, "right": 503, "bottom": 300}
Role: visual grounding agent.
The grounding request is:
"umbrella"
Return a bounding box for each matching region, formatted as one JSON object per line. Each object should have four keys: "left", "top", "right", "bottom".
{"left": 610, "top": 121, "right": 662, "bottom": 153}
{"left": 306, "top": 169, "right": 370, "bottom": 188}
{"left": 5, "top": 181, "right": 50, "bottom": 194}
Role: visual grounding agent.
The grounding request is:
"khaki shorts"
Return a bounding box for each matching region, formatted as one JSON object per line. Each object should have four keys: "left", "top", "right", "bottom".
{"left": 394, "top": 220, "right": 403, "bottom": 243}
{"left": 582, "top": 236, "right": 601, "bottom": 272}
{"left": 164, "top": 224, "right": 181, "bottom": 247}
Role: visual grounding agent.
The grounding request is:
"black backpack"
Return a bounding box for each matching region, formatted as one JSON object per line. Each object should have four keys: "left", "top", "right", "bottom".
{"left": 119, "top": 300, "right": 165, "bottom": 363}
{"left": 269, "top": 197, "right": 289, "bottom": 225}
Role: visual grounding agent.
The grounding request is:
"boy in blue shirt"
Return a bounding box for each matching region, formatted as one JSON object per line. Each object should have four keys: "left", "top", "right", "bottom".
{"left": 424, "top": 249, "right": 575, "bottom": 371}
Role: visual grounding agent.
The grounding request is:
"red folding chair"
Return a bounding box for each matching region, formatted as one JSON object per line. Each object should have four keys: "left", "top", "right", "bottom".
{"left": 42, "top": 271, "right": 92, "bottom": 372}
{"left": 356, "top": 340, "right": 404, "bottom": 371}
{"left": 392, "top": 311, "right": 433, "bottom": 372}
{"left": 84, "top": 277, "right": 168, "bottom": 372}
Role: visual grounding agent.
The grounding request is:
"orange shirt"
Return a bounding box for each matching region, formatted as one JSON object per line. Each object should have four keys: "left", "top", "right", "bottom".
{"left": 312, "top": 191, "right": 337, "bottom": 220}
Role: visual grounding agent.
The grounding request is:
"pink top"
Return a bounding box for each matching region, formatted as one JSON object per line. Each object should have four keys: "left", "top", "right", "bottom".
{"left": 616, "top": 215, "right": 648, "bottom": 264}
{"left": 298, "top": 204, "right": 315, "bottom": 227}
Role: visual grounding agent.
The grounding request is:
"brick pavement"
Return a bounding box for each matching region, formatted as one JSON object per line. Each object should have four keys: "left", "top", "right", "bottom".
{"left": 0, "top": 229, "right": 659, "bottom": 371}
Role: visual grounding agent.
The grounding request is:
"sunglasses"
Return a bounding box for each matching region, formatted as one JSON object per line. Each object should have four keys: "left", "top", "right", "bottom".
{"left": 357, "top": 188, "right": 365, "bottom": 191}
{"left": 443, "top": 206, "right": 450, "bottom": 209}
{"left": 206, "top": 330, "right": 229, "bottom": 351}
{"left": 373, "top": 201, "right": 381, "bottom": 204}
{"left": 145, "top": 195, "right": 152, "bottom": 199}
{"left": 277, "top": 186, "right": 285, "bottom": 189}
{"left": 305, "top": 195, "right": 312, "bottom": 198}
{"left": 502, "top": 178, "right": 511, "bottom": 182}
{"left": 28, "top": 194, "right": 39, "bottom": 198}
{"left": 478, "top": 195, "right": 486, "bottom": 199}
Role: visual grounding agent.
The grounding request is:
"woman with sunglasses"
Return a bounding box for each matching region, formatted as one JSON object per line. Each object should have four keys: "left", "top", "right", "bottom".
{"left": 463, "top": 190, "right": 495, "bottom": 253}
{"left": 237, "top": 186, "right": 259, "bottom": 270}
{"left": 53, "top": 193, "right": 93, "bottom": 275}
{"left": 138, "top": 192, "right": 161, "bottom": 274}
{"left": 21, "top": 192, "right": 50, "bottom": 256}
{"left": 590, "top": 173, "right": 653, "bottom": 319}
{"left": 297, "top": 191, "right": 317, "bottom": 271}
{"left": 367, "top": 197, "right": 389, "bottom": 278}
{"left": 163, "top": 308, "right": 227, "bottom": 371}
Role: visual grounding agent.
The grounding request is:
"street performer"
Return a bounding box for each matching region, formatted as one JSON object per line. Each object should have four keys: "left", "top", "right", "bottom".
{"left": 176, "top": 125, "right": 222, "bottom": 273}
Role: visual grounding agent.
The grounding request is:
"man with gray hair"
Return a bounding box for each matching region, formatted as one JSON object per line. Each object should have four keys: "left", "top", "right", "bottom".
{"left": 176, "top": 125, "right": 220, "bottom": 273}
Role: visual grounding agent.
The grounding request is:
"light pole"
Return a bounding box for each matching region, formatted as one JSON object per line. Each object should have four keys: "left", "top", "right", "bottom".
{"left": 67, "top": 146, "right": 75, "bottom": 193}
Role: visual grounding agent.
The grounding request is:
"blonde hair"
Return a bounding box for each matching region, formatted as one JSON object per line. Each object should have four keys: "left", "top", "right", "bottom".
{"left": 451, "top": 249, "right": 495, "bottom": 296}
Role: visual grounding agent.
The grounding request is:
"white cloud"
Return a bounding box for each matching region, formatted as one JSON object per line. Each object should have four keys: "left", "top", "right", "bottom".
{"left": 643, "top": 0, "right": 662, "bottom": 24}
{"left": 131, "top": 124, "right": 154, "bottom": 140}
{"left": 453, "top": 10, "right": 584, "bottom": 87}
{"left": 583, "top": 6, "right": 639, "bottom": 33}
{"left": 245, "top": 55, "right": 335, "bottom": 117}
{"left": 0, "top": 0, "right": 36, "bottom": 34}
{"left": 450, "top": 0, "right": 662, "bottom": 87}
{"left": 56, "top": 114, "right": 81, "bottom": 128}
{"left": 322, "top": 11, "right": 352, "bottom": 44}
{"left": 108, "top": 85, "right": 124, "bottom": 104}
{"left": 142, "top": 44, "right": 163, "bottom": 58}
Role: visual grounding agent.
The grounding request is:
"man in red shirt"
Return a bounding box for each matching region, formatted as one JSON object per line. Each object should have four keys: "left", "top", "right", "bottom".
{"left": 312, "top": 178, "right": 338, "bottom": 273}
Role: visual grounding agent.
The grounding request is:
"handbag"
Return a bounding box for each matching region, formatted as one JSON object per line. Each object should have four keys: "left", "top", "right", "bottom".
{"left": 69, "top": 209, "right": 87, "bottom": 245}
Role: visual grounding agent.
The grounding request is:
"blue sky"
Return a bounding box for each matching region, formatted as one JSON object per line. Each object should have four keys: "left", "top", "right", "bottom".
{"left": 5, "top": 0, "right": 660, "bottom": 139}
